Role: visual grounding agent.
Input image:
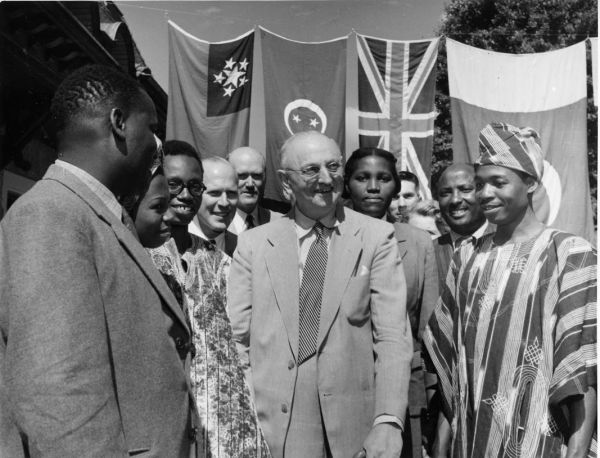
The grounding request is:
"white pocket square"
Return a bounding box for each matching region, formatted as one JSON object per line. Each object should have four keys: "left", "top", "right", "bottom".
{"left": 357, "top": 265, "right": 370, "bottom": 277}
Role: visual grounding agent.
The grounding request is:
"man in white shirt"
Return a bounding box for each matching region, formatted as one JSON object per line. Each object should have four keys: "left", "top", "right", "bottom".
{"left": 227, "top": 146, "right": 277, "bottom": 235}
{"left": 188, "top": 156, "right": 238, "bottom": 256}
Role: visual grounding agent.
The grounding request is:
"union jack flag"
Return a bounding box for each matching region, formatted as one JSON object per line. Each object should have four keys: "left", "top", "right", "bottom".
{"left": 357, "top": 34, "right": 439, "bottom": 198}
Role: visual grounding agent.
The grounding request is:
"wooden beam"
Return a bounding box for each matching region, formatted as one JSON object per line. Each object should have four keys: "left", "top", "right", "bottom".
{"left": 35, "top": 1, "right": 121, "bottom": 68}
{"left": 0, "top": 30, "right": 60, "bottom": 89}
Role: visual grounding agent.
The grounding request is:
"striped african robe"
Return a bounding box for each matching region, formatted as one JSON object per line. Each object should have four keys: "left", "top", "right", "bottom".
{"left": 424, "top": 228, "right": 597, "bottom": 457}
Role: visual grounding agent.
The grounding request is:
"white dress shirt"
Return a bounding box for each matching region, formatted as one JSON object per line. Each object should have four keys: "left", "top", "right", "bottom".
{"left": 188, "top": 216, "right": 226, "bottom": 252}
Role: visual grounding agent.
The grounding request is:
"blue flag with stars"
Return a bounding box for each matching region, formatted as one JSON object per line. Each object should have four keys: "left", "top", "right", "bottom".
{"left": 167, "top": 21, "right": 254, "bottom": 157}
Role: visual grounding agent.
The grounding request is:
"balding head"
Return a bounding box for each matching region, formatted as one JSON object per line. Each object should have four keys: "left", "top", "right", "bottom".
{"left": 228, "top": 147, "right": 266, "bottom": 213}
{"left": 197, "top": 157, "right": 239, "bottom": 239}
{"left": 280, "top": 131, "right": 341, "bottom": 170}
{"left": 277, "top": 131, "right": 343, "bottom": 220}
{"left": 436, "top": 163, "right": 485, "bottom": 236}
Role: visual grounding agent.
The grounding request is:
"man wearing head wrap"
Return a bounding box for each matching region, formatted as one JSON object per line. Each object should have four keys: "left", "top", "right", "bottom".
{"left": 424, "top": 122, "right": 597, "bottom": 457}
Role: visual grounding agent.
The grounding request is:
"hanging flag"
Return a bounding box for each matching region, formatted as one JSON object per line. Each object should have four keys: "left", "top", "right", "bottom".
{"left": 166, "top": 21, "right": 254, "bottom": 157}
{"left": 261, "top": 27, "right": 347, "bottom": 203}
{"left": 590, "top": 37, "right": 598, "bottom": 107}
{"left": 357, "top": 33, "right": 439, "bottom": 199}
{"left": 447, "top": 38, "right": 593, "bottom": 241}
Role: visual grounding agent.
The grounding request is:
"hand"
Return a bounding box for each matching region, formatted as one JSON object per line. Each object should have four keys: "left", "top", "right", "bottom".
{"left": 358, "top": 423, "right": 403, "bottom": 458}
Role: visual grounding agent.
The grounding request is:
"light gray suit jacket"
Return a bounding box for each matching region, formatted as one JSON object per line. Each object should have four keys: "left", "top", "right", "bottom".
{"left": 0, "top": 165, "right": 196, "bottom": 457}
{"left": 228, "top": 206, "right": 413, "bottom": 458}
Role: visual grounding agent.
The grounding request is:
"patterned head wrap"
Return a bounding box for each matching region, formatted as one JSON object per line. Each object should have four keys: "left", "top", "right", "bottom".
{"left": 476, "top": 122, "right": 545, "bottom": 182}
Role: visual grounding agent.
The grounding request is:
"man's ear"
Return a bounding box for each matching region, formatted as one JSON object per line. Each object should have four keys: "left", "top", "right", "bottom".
{"left": 525, "top": 176, "right": 539, "bottom": 194}
{"left": 109, "top": 108, "right": 126, "bottom": 141}
{"left": 277, "top": 170, "right": 292, "bottom": 201}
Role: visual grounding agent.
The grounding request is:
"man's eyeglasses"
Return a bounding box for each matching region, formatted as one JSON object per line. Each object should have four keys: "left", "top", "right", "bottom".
{"left": 285, "top": 161, "right": 343, "bottom": 180}
{"left": 167, "top": 179, "right": 206, "bottom": 197}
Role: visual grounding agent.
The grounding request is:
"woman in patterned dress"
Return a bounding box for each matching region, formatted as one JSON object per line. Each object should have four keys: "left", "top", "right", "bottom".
{"left": 424, "top": 123, "right": 596, "bottom": 458}
{"left": 148, "top": 141, "right": 270, "bottom": 458}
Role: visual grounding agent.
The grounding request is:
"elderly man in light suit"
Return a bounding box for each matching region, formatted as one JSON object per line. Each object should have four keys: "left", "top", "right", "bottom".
{"left": 228, "top": 131, "right": 413, "bottom": 458}
{"left": 0, "top": 65, "right": 196, "bottom": 457}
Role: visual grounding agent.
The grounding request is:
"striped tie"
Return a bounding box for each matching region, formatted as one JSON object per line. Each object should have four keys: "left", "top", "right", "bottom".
{"left": 298, "top": 222, "right": 330, "bottom": 364}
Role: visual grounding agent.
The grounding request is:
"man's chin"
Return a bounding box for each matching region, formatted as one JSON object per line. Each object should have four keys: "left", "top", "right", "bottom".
{"left": 238, "top": 201, "right": 258, "bottom": 214}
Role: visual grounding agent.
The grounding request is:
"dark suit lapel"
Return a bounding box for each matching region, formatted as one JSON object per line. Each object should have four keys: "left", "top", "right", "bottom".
{"left": 317, "top": 212, "right": 362, "bottom": 351}
{"left": 44, "top": 165, "right": 189, "bottom": 333}
{"left": 264, "top": 218, "right": 300, "bottom": 359}
{"left": 257, "top": 205, "right": 271, "bottom": 225}
{"left": 224, "top": 230, "right": 237, "bottom": 257}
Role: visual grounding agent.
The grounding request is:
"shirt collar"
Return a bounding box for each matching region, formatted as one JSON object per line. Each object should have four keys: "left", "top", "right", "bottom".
{"left": 193, "top": 220, "right": 225, "bottom": 244}
{"left": 449, "top": 220, "right": 489, "bottom": 246}
{"left": 293, "top": 206, "right": 339, "bottom": 240}
{"left": 55, "top": 159, "right": 121, "bottom": 219}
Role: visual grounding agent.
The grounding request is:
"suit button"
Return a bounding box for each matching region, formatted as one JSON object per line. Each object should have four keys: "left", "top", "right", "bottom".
{"left": 175, "top": 337, "right": 185, "bottom": 350}
{"left": 288, "top": 360, "right": 295, "bottom": 370}
{"left": 281, "top": 403, "right": 288, "bottom": 413}
{"left": 189, "top": 426, "right": 198, "bottom": 442}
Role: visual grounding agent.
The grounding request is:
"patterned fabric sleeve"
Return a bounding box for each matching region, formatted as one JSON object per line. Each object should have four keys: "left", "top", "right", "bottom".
{"left": 549, "top": 234, "right": 597, "bottom": 406}
{"left": 423, "top": 247, "right": 461, "bottom": 421}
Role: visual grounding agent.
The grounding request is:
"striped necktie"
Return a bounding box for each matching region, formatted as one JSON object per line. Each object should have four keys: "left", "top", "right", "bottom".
{"left": 298, "top": 222, "right": 330, "bottom": 364}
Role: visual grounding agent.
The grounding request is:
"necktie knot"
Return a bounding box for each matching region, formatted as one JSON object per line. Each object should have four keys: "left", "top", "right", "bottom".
{"left": 313, "top": 222, "right": 331, "bottom": 239}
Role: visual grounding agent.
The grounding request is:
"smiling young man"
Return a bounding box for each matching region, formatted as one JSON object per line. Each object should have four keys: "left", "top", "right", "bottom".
{"left": 188, "top": 156, "right": 239, "bottom": 257}
{"left": 424, "top": 123, "right": 597, "bottom": 458}
{"left": 161, "top": 140, "right": 205, "bottom": 254}
{"left": 228, "top": 131, "right": 413, "bottom": 458}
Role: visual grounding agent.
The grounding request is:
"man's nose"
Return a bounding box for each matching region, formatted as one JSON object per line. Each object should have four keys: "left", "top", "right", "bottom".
{"left": 244, "top": 178, "right": 256, "bottom": 189}
{"left": 317, "top": 165, "right": 333, "bottom": 184}
{"left": 449, "top": 189, "right": 462, "bottom": 204}
{"left": 477, "top": 184, "right": 493, "bottom": 201}
{"left": 178, "top": 187, "right": 193, "bottom": 200}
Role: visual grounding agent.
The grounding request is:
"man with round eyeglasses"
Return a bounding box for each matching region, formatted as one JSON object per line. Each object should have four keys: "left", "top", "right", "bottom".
{"left": 228, "top": 130, "right": 412, "bottom": 458}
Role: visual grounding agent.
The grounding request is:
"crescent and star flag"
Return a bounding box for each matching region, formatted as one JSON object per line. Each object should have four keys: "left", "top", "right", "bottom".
{"left": 166, "top": 21, "right": 254, "bottom": 157}
{"left": 261, "top": 27, "right": 347, "bottom": 203}
{"left": 357, "top": 33, "right": 439, "bottom": 199}
{"left": 447, "top": 38, "right": 594, "bottom": 241}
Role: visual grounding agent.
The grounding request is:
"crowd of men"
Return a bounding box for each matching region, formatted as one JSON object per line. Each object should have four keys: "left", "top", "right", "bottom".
{"left": 0, "top": 65, "right": 596, "bottom": 458}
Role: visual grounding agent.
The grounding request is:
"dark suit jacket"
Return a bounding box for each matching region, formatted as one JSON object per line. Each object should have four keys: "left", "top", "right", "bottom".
{"left": 229, "top": 207, "right": 413, "bottom": 458}
{"left": 224, "top": 205, "right": 283, "bottom": 256}
{"left": 393, "top": 223, "right": 438, "bottom": 344}
{"left": 393, "top": 223, "right": 438, "bottom": 415}
{"left": 0, "top": 165, "right": 196, "bottom": 457}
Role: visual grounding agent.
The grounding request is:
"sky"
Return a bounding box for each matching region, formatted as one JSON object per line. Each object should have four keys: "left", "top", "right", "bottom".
{"left": 116, "top": 0, "right": 448, "bottom": 152}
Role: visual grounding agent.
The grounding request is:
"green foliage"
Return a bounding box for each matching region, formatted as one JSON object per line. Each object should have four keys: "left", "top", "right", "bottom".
{"left": 432, "top": 0, "right": 598, "bottom": 221}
